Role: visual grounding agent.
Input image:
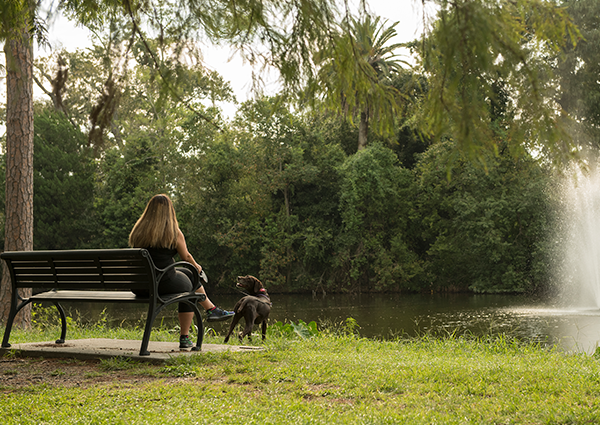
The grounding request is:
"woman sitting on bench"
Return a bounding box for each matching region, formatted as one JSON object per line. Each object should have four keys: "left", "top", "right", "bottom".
{"left": 129, "top": 194, "right": 234, "bottom": 349}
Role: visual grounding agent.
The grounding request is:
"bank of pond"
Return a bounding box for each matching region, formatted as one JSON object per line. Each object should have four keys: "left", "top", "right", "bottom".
{"left": 41, "top": 292, "right": 600, "bottom": 355}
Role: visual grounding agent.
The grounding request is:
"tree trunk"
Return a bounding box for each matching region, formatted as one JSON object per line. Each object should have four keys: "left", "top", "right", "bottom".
{"left": 280, "top": 160, "right": 292, "bottom": 287}
{"left": 358, "top": 111, "right": 368, "bottom": 151}
{"left": 0, "top": 25, "right": 35, "bottom": 327}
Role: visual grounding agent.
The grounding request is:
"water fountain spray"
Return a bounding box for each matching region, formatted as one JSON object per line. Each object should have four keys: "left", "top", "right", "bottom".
{"left": 555, "top": 162, "right": 600, "bottom": 309}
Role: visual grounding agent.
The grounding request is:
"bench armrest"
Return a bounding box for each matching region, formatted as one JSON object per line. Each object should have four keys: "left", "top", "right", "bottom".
{"left": 156, "top": 261, "right": 203, "bottom": 293}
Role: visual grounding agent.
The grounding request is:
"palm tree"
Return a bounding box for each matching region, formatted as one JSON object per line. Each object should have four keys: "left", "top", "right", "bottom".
{"left": 350, "top": 16, "right": 406, "bottom": 150}
{"left": 312, "top": 15, "right": 407, "bottom": 151}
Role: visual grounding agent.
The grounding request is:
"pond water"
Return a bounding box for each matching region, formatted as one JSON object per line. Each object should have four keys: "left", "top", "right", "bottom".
{"left": 56, "top": 292, "right": 600, "bottom": 354}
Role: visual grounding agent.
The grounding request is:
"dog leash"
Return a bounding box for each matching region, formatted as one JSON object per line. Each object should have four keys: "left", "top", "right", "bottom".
{"left": 233, "top": 286, "right": 250, "bottom": 296}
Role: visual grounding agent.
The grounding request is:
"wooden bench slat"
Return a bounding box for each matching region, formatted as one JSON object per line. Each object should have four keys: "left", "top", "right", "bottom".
{"left": 10, "top": 269, "right": 150, "bottom": 278}
{"left": 30, "top": 290, "right": 199, "bottom": 304}
{"left": 3, "top": 249, "right": 146, "bottom": 259}
{"left": 16, "top": 274, "right": 150, "bottom": 281}
{"left": 14, "top": 277, "right": 151, "bottom": 288}
{"left": 14, "top": 272, "right": 150, "bottom": 278}
{"left": 31, "top": 290, "right": 148, "bottom": 302}
{"left": 56, "top": 267, "right": 148, "bottom": 274}
{"left": 15, "top": 276, "right": 148, "bottom": 289}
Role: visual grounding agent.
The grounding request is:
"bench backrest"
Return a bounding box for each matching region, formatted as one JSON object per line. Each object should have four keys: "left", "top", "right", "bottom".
{"left": 0, "top": 248, "right": 157, "bottom": 292}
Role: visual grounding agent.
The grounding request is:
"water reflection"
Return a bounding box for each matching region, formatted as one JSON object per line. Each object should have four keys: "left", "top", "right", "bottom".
{"left": 55, "top": 293, "right": 600, "bottom": 354}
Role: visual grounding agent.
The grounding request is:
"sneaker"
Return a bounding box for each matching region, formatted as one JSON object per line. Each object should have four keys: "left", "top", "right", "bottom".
{"left": 206, "top": 307, "right": 235, "bottom": 322}
{"left": 179, "top": 335, "right": 194, "bottom": 349}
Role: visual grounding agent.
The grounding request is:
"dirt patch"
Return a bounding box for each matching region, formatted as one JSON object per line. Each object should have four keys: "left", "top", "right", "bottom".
{"left": 0, "top": 356, "right": 165, "bottom": 391}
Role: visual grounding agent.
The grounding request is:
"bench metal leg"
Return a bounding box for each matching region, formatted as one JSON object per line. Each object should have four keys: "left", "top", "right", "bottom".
{"left": 139, "top": 303, "right": 158, "bottom": 356}
{"left": 191, "top": 303, "right": 203, "bottom": 352}
{"left": 2, "top": 300, "right": 68, "bottom": 348}
{"left": 140, "top": 294, "right": 205, "bottom": 356}
{"left": 53, "top": 302, "right": 67, "bottom": 344}
{"left": 1, "top": 293, "right": 23, "bottom": 349}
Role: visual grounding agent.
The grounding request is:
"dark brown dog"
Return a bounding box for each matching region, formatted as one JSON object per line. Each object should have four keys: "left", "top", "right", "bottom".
{"left": 224, "top": 275, "right": 271, "bottom": 343}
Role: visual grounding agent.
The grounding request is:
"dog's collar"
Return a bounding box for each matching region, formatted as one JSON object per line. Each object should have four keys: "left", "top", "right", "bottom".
{"left": 255, "top": 291, "right": 272, "bottom": 307}
{"left": 257, "top": 290, "right": 269, "bottom": 299}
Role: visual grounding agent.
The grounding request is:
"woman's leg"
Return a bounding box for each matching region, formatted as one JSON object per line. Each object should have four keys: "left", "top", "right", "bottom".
{"left": 195, "top": 285, "right": 215, "bottom": 310}
{"left": 178, "top": 268, "right": 215, "bottom": 310}
{"left": 179, "top": 312, "right": 194, "bottom": 336}
{"left": 160, "top": 270, "right": 197, "bottom": 336}
{"left": 174, "top": 268, "right": 233, "bottom": 324}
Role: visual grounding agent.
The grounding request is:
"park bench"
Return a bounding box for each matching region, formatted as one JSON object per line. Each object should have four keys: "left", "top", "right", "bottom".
{"left": 0, "top": 248, "right": 206, "bottom": 356}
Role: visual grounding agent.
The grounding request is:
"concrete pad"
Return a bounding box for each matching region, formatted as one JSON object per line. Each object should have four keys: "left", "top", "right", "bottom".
{"left": 0, "top": 338, "right": 262, "bottom": 363}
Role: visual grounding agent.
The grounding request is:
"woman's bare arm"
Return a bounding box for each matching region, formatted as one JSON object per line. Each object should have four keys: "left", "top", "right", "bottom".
{"left": 176, "top": 228, "right": 202, "bottom": 273}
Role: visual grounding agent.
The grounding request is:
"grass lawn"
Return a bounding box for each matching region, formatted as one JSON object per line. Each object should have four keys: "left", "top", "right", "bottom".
{"left": 2, "top": 315, "right": 600, "bottom": 424}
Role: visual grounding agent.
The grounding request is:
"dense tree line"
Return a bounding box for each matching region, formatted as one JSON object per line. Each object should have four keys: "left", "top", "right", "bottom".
{"left": 0, "top": 97, "right": 553, "bottom": 294}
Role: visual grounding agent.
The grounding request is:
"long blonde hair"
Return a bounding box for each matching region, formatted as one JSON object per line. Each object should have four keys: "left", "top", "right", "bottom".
{"left": 129, "top": 194, "right": 179, "bottom": 249}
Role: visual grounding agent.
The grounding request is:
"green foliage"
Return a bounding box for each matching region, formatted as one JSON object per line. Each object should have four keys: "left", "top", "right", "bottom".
{"left": 5, "top": 0, "right": 600, "bottom": 306}
{"left": 179, "top": 98, "right": 350, "bottom": 291}
{"left": 334, "top": 143, "right": 421, "bottom": 291}
{"left": 270, "top": 319, "right": 319, "bottom": 339}
{"left": 308, "top": 15, "right": 407, "bottom": 150}
{"left": 94, "top": 139, "right": 164, "bottom": 248}
{"left": 82, "top": 37, "right": 228, "bottom": 248}
{"left": 419, "top": 0, "right": 581, "bottom": 165}
{"left": 56, "top": 0, "right": 340, "bottom": 133}
{"left": 555, "top": 0, "right": 600, "bottom": 149}
{"left": 412, "top": 141, "right": 551, "bottom": 292}
{"left": 31, "top": 303, "right": 76, "bottom": 332}
{"left": 33, "top": 110, "right": 97, "bottom": 249}
{"left": 341, "top": 317, "right": 360, "bottom": 336}
{"left": 0, "top": 0, "right": 43, "bottom": 43}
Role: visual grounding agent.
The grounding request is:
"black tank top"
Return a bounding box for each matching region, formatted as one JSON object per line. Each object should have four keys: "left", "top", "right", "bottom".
{"left": 146, "top": 247, "right": 177, "bottom": 268}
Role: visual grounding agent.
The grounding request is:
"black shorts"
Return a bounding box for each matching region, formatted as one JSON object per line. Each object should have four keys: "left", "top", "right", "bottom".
{"left": 134, "top": 268, "right": 196, "bottom": 313}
